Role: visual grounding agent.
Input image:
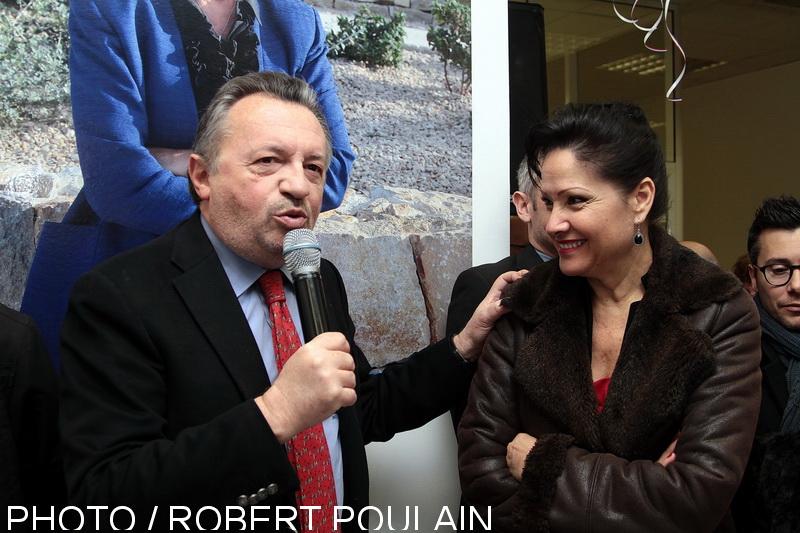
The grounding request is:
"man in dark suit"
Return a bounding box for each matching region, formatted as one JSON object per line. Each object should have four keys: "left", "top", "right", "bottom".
{"left": 1, "top": 303, "right": 65, "bottom": 516}
{"left": 446, "top": 158, "right": 556, "bottom": 351}
{"left": 59, "top": 72, "right": 516, "bottom": 532}
{"left": 733, "top": 195, "right": 800, "bottom": 531}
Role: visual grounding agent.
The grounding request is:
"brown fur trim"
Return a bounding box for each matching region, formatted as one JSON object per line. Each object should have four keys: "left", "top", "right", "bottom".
{"left": 749, "top": 432, "right": 800, "bottom": 533}
{"left": 512, "top": 433, "right": 575, "bottom": 533}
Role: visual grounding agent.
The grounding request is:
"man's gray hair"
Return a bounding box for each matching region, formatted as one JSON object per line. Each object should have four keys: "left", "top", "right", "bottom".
{"left": 190, "top": 71, "right": 333, "bottom": 203}
{"left": 516, "top": 156, "right": 537, "bottom": 206}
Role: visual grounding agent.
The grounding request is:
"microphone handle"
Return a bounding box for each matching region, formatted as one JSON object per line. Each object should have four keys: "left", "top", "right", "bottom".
{"left": 293, "top": 271, "right": 330, "bottom": 339}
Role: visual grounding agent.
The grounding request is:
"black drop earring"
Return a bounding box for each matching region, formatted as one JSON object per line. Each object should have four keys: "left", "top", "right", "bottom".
{"left": 634, "top": 223, "right": 644, "bottom": 246}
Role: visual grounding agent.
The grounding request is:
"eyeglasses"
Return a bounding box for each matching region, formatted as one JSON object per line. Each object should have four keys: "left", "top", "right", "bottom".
{"left": 754, "top": 263, "right": 800, "bottom": 286}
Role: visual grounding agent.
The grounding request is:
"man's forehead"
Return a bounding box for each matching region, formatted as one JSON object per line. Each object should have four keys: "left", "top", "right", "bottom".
{"left": 229, "top": 93, "right": 317, "bottom": 124}
{"left": 224, "top": 94, "right": 324, "bottom": 139}
{"left": 227, "top": 93, "right": 328, "bottom": 156}
{"left": 758, "top": 227, "right": 800, "bottom": 260}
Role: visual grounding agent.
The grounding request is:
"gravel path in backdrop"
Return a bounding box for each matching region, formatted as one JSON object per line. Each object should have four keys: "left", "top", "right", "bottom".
{"left": 0, "top": 47, "right": 472, "bottom": 197}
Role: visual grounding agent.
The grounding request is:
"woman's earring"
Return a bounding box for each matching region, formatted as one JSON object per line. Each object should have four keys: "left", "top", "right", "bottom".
{"left": 633, "top": 223, "right": 644, "bottom": 246}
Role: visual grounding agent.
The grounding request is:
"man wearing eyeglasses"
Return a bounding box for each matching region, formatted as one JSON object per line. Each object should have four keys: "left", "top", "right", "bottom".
{"left": 733, "top": 194, "right": 800, "bottom": 531}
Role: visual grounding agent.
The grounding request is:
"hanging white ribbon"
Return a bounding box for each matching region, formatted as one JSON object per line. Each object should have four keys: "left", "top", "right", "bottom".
{"left": 612, "top": 0, "right": 686, "bottom": 102}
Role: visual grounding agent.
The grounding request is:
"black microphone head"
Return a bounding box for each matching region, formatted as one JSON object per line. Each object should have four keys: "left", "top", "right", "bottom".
{"left": 283, "top": 229, "right": 321, "bottom": 277}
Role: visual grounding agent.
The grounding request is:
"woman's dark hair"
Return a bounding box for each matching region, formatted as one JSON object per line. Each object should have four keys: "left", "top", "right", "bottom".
{"left": 525, "top": 102, "right": 669, "bottom": 223}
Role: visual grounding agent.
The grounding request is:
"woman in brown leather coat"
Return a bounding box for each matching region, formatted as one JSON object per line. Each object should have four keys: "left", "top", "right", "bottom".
{"left": 458, "top": 102, "right": 762, "bottom": 533}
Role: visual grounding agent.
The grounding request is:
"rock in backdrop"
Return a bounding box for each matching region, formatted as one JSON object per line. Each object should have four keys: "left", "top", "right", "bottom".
{"left": 0, "top": 165, "right": 471, "bottom": 367}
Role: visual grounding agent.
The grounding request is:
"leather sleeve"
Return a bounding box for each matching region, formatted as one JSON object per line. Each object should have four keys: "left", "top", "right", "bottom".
{"left": 540, "top": 291, "right": 762, "bottom": 532}
{"left": 457, "top": 316, "right": 526, "bottom": 532}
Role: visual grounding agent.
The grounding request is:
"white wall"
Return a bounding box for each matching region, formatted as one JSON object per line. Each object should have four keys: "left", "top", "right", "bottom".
{"left": 682, "top": 60, "right": 800, "bottom": 270}
{"left": 365, "top": 1, "right": 509, "bottom": 530}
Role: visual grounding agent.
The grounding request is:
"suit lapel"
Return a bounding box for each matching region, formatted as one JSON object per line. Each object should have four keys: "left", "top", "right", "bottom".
{"left": 318, "top": 260, "right": 370, "bottom": 510}
{"left": 762, "top": 339, "right": 790, "bottom": 408}
{"left": 170, "top": 216, "right": 270, "bottom": 399}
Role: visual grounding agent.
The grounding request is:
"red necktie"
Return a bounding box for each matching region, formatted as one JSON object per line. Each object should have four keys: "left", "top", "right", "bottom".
{"left": 258, "top": 270, "right": 337, "bottom": 532}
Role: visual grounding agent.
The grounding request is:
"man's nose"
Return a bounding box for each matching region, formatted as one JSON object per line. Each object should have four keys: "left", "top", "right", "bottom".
{"left": 281, "top": 163, "right": 311, "bottom": 198}
{"left": 787, "top": 267, "right": 800, "bottom": 292}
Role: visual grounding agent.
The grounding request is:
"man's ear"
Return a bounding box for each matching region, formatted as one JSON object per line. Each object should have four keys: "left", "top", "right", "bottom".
{"left": 748, "top": 263, "right": 760, "bottom": 295}
{"left": 188, "top": 154, "right": 211, "bottom": 202}
{"left": 513, "top": 191, "right": 532, "bottom": 223}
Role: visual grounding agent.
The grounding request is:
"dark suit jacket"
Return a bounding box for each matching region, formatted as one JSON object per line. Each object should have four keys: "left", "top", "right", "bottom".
{"left": 445, "top": 245, "right": 546, "bottom": 338}
{"left": 0, "top": 304, "right": 65, "bottom": 513}
{"left": 732, "top": 331, "right": 794, "bottom": 532}
{"left": 445, "top": 244, "right": 548, "bottom": 429}
{"left": 757, "top": 333, "right": 790, "bottom": 435}
{"left": 60, "top": 214, "right": 472, "bottom": 531}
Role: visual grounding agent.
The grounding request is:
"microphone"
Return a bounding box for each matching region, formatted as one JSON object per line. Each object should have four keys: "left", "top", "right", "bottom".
{"left": 283, "top": 229, "right": 330, "bottom": 339}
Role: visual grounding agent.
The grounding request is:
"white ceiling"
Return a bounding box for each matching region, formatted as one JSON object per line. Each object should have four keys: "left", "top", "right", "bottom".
{"left": 534, "top": 0, "right": 800, "bottom": 88}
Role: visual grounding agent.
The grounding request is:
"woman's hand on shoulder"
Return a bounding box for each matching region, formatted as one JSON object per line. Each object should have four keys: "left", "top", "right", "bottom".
{"left": 507, "top": 432, "right": 538, "bottom": 481}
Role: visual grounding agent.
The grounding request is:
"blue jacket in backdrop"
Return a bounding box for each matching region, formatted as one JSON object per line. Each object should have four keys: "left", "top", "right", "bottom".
{"left": 21, "top": 0, "right": 355, "bottom": 367}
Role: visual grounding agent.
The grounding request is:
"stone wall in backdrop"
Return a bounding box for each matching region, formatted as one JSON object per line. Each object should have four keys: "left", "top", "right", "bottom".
{"left": 306, "top": 1, "right": 441, "bottom": 16}
{"left": 0, "top": 164, "right": 81, "bottom": 309}
{"left": 0, "top": 164, "right": 472, "bottom": 367}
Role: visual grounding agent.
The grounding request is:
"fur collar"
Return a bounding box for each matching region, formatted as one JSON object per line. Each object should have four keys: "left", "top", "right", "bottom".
{"left": 504, "top": 226, "right": 743, "bottom": 458}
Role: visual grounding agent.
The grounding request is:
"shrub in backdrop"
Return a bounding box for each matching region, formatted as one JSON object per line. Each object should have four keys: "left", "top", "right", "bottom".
{"left": 326, "top": 7, "right": 406, "bottom": 67}
{"left": 0, "top": 0, "right": 69, "bottom": 124}
{"left": 427, "top": 0, "right": 471, "bottom": 95}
